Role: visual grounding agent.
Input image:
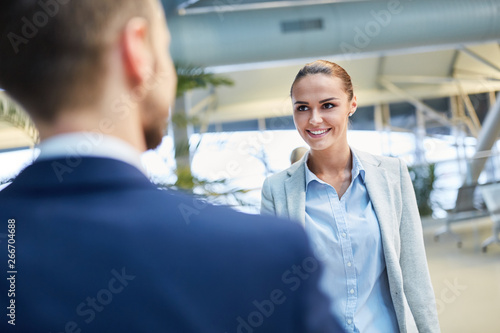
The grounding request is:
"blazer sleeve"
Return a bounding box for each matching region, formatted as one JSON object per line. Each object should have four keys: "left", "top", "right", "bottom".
{"left": 398, "top": 159, "right": 440, "bottom": 333}
{"left": 261, "top": 177, "right": 276, "bottom": 216}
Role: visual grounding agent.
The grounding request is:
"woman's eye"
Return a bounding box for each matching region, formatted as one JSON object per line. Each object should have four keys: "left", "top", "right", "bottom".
{"left": 297, "top": 105, "right": 309, "bottom": 111}
{"left": 323, "top": 103, "right": 336, "bottom": 109}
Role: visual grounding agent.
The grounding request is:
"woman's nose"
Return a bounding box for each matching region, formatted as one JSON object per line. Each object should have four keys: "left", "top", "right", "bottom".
{"left": 309, "top": 109, "right": 322, "bottom": 125}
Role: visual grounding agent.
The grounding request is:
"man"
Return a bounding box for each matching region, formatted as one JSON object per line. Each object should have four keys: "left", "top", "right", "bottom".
{"left": 0, "top": 1, "right": 341, "bottom": 332}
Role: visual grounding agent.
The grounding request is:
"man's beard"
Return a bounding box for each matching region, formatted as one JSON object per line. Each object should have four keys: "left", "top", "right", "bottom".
{"left": 141, "top": 62, "right": 173, "bottom": 151}
{"left": 144, "top": 117, "right": 167, "bottom": 150}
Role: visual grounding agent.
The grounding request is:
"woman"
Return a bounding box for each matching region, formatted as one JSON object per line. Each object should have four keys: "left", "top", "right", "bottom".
{"left": 261, "top": 60, "right": 439, "bottom": 333}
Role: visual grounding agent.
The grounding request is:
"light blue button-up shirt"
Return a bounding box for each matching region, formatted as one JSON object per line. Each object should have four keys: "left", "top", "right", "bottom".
{"left": 304, "top": 150, "right": 398, "bottom": 333}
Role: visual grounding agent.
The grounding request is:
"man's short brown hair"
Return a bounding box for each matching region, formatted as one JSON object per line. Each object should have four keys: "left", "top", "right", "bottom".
{"left": 0, "top": 0, "right": 154, "bottom": 122}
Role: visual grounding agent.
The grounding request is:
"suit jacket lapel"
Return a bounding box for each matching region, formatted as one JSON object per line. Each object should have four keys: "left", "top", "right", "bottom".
{"left": 358, "top": 151, "right": 395, "bottom": 245}
{"left": 285, "top": 155, "right": 307, "bottom": 227}
{"left": 357, "top": 150, "right": 399, "bottom": 260}
{"left": 356, "top": 149, "right": 406, "bottom": 328}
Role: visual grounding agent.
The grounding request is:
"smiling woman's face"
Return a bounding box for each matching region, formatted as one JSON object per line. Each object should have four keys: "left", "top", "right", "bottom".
{"left": 292, "top": 73, "right": 357, "bottom": 152}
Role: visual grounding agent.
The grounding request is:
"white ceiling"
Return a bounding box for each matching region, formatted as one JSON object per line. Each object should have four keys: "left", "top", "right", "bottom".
{"left": 188, "top": 42, "right": 500, "bottom": 123}
{"left": 1, "top": 0, "right": 500, "bottom": 152}
{"left": 167, "top": 0, "right": 500, "bottom": 124}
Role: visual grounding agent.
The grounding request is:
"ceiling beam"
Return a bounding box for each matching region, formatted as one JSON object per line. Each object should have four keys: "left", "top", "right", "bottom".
{"left": 0, "top": 146, "right": 33, "bottom": 154}
{"left": 379, "top": 78, "right": 451, "bottom": 126}
{"left": 177, "top": 0, "right": 367, "bottom": 15}
{"left": 460, "top": 46, "right": 500, "bottom": 73}
{"left": 176, "top": 0, "right": 201, "bottom": 15}
{"left": 468, "top": 92, "right": 500, "bottom": 185}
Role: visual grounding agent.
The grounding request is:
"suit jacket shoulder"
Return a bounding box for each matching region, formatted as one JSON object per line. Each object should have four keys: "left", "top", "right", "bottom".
{"left": 0, "top": 157, "right": 340, "bottom": 333}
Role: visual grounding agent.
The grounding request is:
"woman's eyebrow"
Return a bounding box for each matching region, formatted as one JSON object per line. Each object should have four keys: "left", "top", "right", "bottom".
{"left": 319, "top": 97, "right": 339, "bottom": 103}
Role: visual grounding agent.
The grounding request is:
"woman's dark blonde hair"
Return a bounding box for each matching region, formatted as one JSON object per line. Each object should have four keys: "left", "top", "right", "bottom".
{"left": 290, "top": 60, "right": 354, "bottom": 101}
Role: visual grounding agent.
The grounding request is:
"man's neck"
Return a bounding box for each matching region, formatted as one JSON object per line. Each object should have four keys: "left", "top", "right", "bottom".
{"left": 36, "top": 108, "right": 147, "bottom": 153}
{"left": 36, "top": 132, "right": 146, "bottom": 175}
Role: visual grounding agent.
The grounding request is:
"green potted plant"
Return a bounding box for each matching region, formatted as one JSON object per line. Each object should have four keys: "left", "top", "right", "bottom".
{"left": 408, "top": 163, "right": 436, "bottom": 217}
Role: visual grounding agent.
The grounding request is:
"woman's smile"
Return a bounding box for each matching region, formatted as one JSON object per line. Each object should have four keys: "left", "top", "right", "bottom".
{"left": 307, "top": 128, "right": 331, "bottom": 138}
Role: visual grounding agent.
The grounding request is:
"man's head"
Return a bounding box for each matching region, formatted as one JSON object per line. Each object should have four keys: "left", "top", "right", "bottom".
{"left": 0, "top": 0, "right": 176, "bottom": 150}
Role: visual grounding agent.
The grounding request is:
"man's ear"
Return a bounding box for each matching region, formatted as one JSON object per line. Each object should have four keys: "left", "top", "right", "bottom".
{"left": 122, "top": 18, "right": 153, "bottom": 87}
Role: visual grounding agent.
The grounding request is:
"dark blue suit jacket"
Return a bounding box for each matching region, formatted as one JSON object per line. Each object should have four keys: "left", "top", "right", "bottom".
{"left": 0, "top": 157, "right": 341, "bottom": 333}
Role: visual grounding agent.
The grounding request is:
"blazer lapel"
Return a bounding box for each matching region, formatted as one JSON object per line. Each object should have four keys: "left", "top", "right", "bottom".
{"left": 362, "top": 158, "right": 399, "bottom": 259}
{"left": 358, "top": 151, "right": 396, "bottom": 245}
{"left": 357, "top": 150, "right": 399, "bottom": 259}
{"left": 356, "top": 149, "right": 407, "bottom": 330}
{"left": 284, "top": 155, "right": 307, "bottom": 227}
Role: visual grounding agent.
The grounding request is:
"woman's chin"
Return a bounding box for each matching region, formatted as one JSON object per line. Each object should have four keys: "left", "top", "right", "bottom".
{"left": 307, "top": 143, "right": 331, "bottom": 152}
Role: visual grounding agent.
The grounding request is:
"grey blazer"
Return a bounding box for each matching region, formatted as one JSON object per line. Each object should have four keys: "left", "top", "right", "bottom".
{"left": 261, "top": 149, "right": 440, "bottom": 333}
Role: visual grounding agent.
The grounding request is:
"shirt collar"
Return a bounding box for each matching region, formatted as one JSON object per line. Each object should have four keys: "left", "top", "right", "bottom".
{"left": 352, "top": 149, "right": 366, "bottom": 183}
{"left": 304, "top": 148, "right": 366, "bottom": 189}
{"left": 36, "top": 132, "right": 146, "bottom": 174}
{"left": 305, "top": 152, "right": 322, "bottom": 189}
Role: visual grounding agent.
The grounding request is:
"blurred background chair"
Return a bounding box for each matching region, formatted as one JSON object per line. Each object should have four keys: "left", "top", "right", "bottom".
{"left": 434, "top": 183, "right": 489, "bottom": 247}
{"left": 479, "top": 182, "right": 500, "bottom": 252}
